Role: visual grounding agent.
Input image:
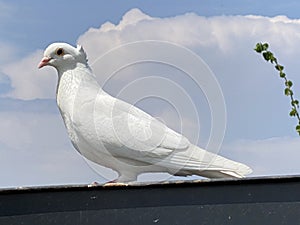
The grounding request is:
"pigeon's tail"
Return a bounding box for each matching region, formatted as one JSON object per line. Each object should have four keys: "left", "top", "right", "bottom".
{"left": 159, "top": 144, "right": 252, "bottom": 179}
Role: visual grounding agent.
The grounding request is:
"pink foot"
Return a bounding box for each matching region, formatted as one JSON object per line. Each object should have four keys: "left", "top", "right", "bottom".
{"left": 87, "top": 181, "right": 100, "bottom": 187}
{"left": 103, "top": 180, "right": 128, "bottom": 187}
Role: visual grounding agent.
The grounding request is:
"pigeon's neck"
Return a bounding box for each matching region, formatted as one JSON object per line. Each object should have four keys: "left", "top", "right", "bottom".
{"left": 57, "top": 62, "right": 91, "bottom": 78}
{"left": 56, "top": 65, "right": 101, "bottom": 117}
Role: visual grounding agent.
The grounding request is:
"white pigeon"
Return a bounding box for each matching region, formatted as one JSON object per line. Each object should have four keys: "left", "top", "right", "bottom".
{"left": 38, "top": 42, "right": 252, "bottom": 182}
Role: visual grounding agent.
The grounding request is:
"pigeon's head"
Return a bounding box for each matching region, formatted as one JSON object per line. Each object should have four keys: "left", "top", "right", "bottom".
{"left": 38, "top": 42, "right": 88, "bottom": 71}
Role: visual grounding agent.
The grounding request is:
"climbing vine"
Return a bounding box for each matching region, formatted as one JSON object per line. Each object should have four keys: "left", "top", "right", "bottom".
{"left": 254, "top": 42, "right": 300, "bottom": 135}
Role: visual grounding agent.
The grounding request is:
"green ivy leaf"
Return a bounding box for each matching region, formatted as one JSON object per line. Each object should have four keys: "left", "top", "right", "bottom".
{"left": 275, "top": 64, "right": 284, "bottom": 71}
{"left": 280, "top": 71, "right": 286, "bottom": 78}
{"left": 284, "top": 88, "right": 293, "bottom": 96}
{"left": 254, "top": 43, "right": 263, "bottom": 53}
{"left": 296, "top": 124, "right": 300, "bottom": 133}
{"left": 262, "top": 43, "right": 269, "bottom": 51}
{"left": 270, "top": 55, "right": 277, "bottom": 64}
{"left": 292, "top": 100, "right": 299, "bottom": 107}
{"left": 290, "top": 108, "right": 297, "bottom": 117}
{"left": 285, "top": 80, "right": 293, "bottom": 88}
{"left": 285, "top": 88, "right": 289, "bottom": 96}
{"left": 263, "top": 51, "right": 272, "bottom": 61}
{"left": 254, "top": 42, "right": 269, "bottom": 53}
{"left": 262, "top": 51, "right": 277, "bottom": 63}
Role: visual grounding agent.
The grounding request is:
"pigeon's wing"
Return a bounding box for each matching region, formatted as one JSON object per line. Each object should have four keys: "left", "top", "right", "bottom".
{"left": 96, "top": 93, "right": 190, "bottom": 159}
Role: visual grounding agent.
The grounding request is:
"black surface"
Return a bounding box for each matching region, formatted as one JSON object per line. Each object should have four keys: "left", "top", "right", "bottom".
{"left": 1, "top": 176, "right": 300, "bottom": 225}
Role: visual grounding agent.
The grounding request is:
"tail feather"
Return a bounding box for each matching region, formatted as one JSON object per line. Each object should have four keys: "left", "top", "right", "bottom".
{"left": 156, "top": 144, "right": 252, "bottom": 179}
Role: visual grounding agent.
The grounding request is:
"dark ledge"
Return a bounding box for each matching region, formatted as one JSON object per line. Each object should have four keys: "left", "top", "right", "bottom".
{"left": 1, "top": 176, "right": 300, "bottom": 225}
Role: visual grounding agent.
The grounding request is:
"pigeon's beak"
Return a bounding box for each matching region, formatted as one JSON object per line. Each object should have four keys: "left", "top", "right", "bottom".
{"left": 38, "top": 57, "right": 51, "bottom": 69}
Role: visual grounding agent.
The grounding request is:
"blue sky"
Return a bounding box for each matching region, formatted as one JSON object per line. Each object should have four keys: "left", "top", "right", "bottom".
{"left": 2, "top": 1, "right": 300, "bottom": 187}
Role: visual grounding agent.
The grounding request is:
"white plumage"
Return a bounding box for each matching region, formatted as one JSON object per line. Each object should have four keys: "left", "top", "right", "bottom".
{"left": 38, "top": 42, "right": 252, "bottom": 182}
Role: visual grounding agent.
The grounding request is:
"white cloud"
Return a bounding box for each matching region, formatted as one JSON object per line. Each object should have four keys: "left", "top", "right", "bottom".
{"left": 0, "top": 41, "right": 18, "bottom": 66}
{"left": 222, "top": 137, "right": 300, "bottom": 176}
{"left": 0, "top": 111, "right": 102, "bottom": 187}
{"left": 4, "top": 8, "right": 300, "bottom": 102}
{"left": 0, "top": 72, "right": 9, "bottom": 83}
{"left": 2, "top": 50, "right": 57, "bottom": 100}
{"left": 102, "top": 8, "right": 153, "bottom": 31}
{"left": 77, "top": 9, "right": 300, "bottom": 59}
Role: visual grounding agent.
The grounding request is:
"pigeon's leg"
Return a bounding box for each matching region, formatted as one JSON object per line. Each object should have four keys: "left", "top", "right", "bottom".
{"left": 117, "top": 173, "right": 137, "bottom": 183}
{"left": 103, "top": 173, "right": 136, "bottom": 187}
{"left": 87, "top": 181, "right": 100, "bottom": 187}
{"left": 105, "top": 179, "right": 118, "bottom": 183}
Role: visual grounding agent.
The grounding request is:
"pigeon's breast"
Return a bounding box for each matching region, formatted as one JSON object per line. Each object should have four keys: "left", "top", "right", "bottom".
{"left": 56, "top": 69, "right": 123, "bottom": 153}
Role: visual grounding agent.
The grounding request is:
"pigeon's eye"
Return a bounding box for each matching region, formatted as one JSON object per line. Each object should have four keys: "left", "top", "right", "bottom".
{"left": 56, "top": 48, "right": 64, "bottom": 56}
